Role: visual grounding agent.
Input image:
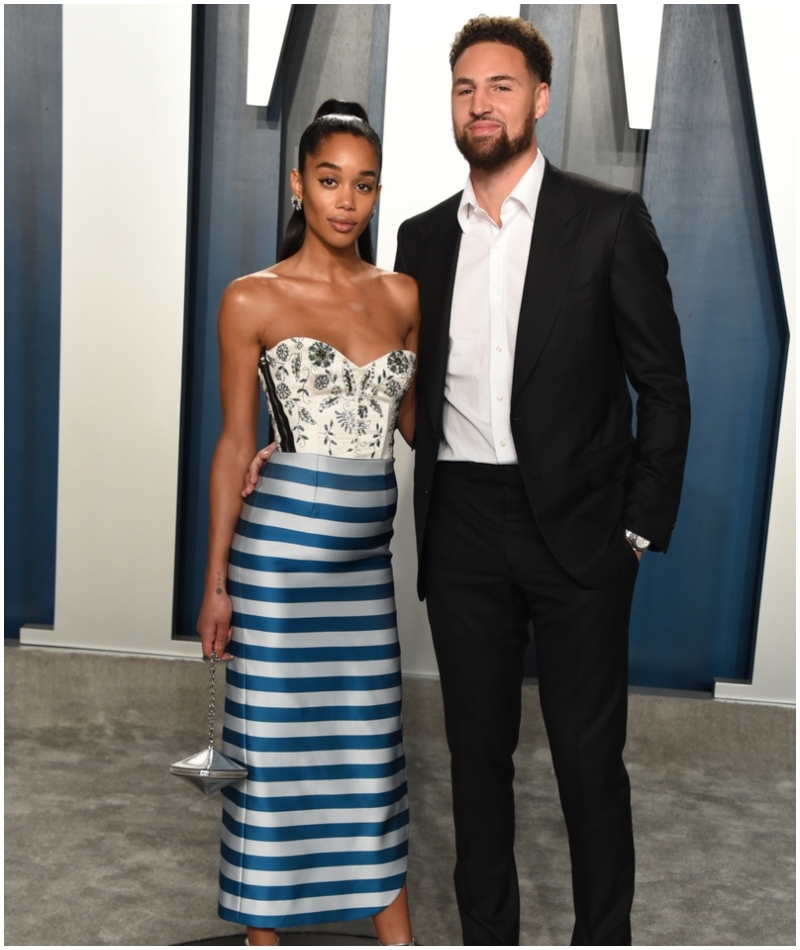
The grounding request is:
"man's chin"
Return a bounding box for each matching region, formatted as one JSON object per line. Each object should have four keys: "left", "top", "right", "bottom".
{"left": 459, "top": 130, "right": 499, "bottom": 150}
{"left": 458, "top": 144, "right": 510, "bottom": 171}
{"left": 456, "top": 137, "right": 499, "bottom": 167}
{"left": 455, "top": 114, "right": 536, "bottom": 171}
{"left": 468, "top": 137, "right": 500, "bottom": 156}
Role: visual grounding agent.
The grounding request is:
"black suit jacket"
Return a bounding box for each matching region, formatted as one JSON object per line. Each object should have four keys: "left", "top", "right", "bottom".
{"left": 395, "top": 160, "right": 690, "bottom": 595}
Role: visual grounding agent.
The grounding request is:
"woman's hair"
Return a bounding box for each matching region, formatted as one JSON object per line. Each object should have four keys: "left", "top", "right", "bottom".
{"left": 278, "top": 99, "right": 382, "bottom": 264}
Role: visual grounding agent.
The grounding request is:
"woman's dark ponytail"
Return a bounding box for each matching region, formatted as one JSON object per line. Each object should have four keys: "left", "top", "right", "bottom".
{"left": 277, "top": 207, "right": 307, "bottom": 262}
{"left": 356, "top": 227, "right": 375, "bottom": 266}
{"left": 277, "top": 99, "right": 380, "bottom": 264}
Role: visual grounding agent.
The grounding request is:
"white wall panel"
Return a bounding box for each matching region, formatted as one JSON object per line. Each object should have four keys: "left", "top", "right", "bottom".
{"left": 616, "top": 3, "right": 663, "bottom": 130}
{"left": 715, "top": 2, "right": 796, "bottom": 705}
{"left": 245, "top": 3, "right": 292, "bottom": 107}
{"left": 22, "top": 5, "right": 195, "bottom": 657}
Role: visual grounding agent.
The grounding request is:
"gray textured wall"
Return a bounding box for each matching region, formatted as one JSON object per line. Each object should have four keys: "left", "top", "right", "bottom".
{"left": 525, "top": 4, "right": 644, "bottom": 189}
{"left": 279, "top": 4, "right": 389, "bottom": 235}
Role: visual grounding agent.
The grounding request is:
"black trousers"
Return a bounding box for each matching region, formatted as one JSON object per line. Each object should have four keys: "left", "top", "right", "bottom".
{"left": 424, "top": 463, "right": 637, "bottom": 946}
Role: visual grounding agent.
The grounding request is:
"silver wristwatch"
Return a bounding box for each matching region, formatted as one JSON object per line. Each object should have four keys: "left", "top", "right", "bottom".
{"left": 625, "top": 530, "right": 651, "bottom": 553}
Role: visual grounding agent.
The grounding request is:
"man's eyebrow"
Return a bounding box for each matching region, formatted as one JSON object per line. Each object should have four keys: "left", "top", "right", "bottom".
{"left": 453, "top": 74, "right": 521, "bottom": 87}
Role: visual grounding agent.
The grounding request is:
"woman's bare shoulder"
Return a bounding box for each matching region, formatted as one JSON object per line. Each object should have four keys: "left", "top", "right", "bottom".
{"left": 370, "top": 268, "right": 418, "bottom": 309}
{"left": 222, "top": 268, "right": 282, "bottom": 305}
{"left": 365, "top": 270, "right": 418, "bottom": 346}
{"left": 219, "top": 267, "right": 295, "bottom": 321}
{"left": 216, "top": 271, "right": 292, "bottom": 345}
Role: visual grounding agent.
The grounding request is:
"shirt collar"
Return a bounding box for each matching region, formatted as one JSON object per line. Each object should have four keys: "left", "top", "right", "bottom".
{"left": 457, "top": 149, "right": 546, "bottom": 231}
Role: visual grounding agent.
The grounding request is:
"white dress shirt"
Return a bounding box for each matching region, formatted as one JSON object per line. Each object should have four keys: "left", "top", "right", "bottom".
{"left": 439, "top": 150, "right": 546, "bottom": 463}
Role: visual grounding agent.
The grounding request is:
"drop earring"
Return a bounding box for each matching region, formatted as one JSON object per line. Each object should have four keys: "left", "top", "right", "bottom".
{"left": 291, "top": 194, "right": 303, "bottom": 212}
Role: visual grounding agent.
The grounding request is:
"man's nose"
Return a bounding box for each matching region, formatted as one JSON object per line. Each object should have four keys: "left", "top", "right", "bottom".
{"left": 470, "top": 87, "right": 491, "bottom": 116}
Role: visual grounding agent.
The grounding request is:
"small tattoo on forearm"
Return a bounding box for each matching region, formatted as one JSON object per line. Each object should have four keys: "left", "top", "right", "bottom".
{"left": 216, "top": 587, "right": 223, "bottom": 595}
{"left": 215, "top": 573, "right": 223, "bottom": 596}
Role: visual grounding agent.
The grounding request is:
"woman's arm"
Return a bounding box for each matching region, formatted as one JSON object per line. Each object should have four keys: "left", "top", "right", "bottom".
{"left": 396, "top": 278, "right": 420, "bottom": 447}
{"left": 196, "top": 281, "right": 263, "bottom": 658}
{"left": 396, "top": 359, "right": 417, "bottom": 447}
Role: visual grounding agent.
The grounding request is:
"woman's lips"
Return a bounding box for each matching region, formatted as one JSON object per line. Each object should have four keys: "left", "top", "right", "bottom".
{"left": 329, "top": 218, "right": 358, "bottom": 232}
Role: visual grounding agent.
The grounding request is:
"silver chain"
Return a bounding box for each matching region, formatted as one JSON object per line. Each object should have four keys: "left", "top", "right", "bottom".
{"left": 207, "top": 652, "right": 218, "bottom": 749}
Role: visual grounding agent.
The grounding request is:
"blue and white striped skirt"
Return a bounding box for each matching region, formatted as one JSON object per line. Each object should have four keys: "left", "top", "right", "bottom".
{"left": 218, "top": 452, "right": 408, "bottom": 929}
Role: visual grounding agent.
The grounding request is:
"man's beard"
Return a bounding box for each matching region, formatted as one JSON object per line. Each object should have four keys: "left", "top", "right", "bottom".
{"left": 454, "top": 113, "right": 535, "bottom": 171}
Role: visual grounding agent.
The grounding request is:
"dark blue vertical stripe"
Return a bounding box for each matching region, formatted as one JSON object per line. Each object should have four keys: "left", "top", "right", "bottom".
{"left": 628, "top": 6, "right": 788, "bottom": 689}
{"left": 172, "top": 6, "right": 278, "bottom": 642}
{"left": 4, "top": 6, "right": 63, "bottom": 639}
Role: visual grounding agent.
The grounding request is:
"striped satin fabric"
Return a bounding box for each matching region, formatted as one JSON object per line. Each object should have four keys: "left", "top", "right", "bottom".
{"left": 218, "top": 452, "right": 409, "bottom": 928}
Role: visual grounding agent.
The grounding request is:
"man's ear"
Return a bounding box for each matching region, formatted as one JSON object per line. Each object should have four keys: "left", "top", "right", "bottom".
{"left": 535, "top": 82, "right": 550, "bottom": 121}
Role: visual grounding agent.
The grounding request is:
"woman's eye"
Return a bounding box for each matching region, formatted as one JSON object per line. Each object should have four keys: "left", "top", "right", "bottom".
{"left": 320, "top": 177, "right": 336, "bottom": 187}
{"left": 357, "top": 183, "right": 374, "bottom": 193}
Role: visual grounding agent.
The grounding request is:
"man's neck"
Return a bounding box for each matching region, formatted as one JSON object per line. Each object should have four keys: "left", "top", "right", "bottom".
{"left": 469, "top": 144, "right": 538, "bottom": 226}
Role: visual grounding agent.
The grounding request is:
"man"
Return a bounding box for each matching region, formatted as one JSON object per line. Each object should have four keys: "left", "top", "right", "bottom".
{"left": 394, "top": 16, "right": 690, "bottom": 947}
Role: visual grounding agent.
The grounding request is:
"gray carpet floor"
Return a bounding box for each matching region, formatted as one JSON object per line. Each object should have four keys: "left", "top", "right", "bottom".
{"left": 4, "top": 645, "right": 795, "bottom": 946}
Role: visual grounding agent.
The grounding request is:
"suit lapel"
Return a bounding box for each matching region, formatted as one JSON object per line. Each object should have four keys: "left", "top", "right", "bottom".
{"left": 511, "top": 163, "right": 589, "bottom": 405}
{"left": 418, "top": 197, "right": 462, "bottom": 432}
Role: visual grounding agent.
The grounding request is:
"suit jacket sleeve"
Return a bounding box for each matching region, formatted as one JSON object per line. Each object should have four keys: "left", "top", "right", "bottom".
{"left": 611, "top": 191, "right": 690, "bottom": 550}
{"left": 394, "top": 221, "right": 415, "bottom": 278}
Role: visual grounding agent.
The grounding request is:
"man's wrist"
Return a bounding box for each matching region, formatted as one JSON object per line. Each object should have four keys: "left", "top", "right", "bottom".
{"left": 625, "top": 529, "right": 651, "bottom": 553}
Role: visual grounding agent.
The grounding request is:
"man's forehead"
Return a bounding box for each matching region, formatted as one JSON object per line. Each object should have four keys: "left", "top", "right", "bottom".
{"left": 452, "top": 41, "right": 530, "bottom": 79}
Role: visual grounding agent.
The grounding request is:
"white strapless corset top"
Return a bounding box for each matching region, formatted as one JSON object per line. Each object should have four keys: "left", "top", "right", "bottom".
{"left": 259, "top": 337, "right": 416, "bottom": 459}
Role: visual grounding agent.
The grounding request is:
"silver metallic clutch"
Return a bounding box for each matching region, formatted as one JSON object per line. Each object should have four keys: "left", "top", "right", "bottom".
{"left": 170, "top": 651, "right": 248, "bottom": 795}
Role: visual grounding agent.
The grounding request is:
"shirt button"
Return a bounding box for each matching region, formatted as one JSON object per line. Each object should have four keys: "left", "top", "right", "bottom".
{"left": 496, "top": 395, "right": 504, "bottom": 401}
{"left": 496, "top": 346, "right": 503, "bottom": 352}
{"left": 499, "top": 440, "right": 506, "bottom": 448}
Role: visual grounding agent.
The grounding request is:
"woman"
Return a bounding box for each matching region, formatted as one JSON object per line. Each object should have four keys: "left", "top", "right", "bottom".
{"left": 196, "top": 101, "right": 418, "bottom": 947}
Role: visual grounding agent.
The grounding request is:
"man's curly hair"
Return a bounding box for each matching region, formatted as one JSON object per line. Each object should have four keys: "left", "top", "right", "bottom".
{"left": 450, "top": 16, "right": 553, "bottom": 86}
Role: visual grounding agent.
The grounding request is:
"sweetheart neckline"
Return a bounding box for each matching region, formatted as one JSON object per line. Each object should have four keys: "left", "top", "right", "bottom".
{"left": 264, "top": 337, "right": 416, "bottom": 371}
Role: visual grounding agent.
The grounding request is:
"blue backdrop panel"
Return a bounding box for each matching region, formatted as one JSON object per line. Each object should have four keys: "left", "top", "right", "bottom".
{"left": 629, "top": 5, "right": 787, "bottom": 690}
{"left": 173, "top": 5, "right": 391, "bottom": 642}
{"left": 3, "top": 5, "right": 788, "bottom": 692}
{"left": 4, "top": 6, "right": 62, "bottom": 640}
{"left": 522, "top": 4, "right": 786, "bottom": 690}
{"left": 173, "top": 6, "right": 281, "bottom": 641}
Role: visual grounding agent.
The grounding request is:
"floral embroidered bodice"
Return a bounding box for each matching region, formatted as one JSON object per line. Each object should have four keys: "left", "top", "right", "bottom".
{"left": 259, "top": 337, "right": 416, "bottom": 459}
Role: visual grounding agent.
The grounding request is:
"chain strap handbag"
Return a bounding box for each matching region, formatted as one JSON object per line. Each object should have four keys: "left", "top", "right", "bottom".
{"left": 170, "top": 652, "right": 248, "bottom": 794}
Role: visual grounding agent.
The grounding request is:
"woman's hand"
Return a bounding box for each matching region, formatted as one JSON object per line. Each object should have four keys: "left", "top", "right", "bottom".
{"left": 242, "top": 442, "right": 276, "bottom": 497}
{"left": 197, "top": 585, "right": 234, "bottom": 659}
